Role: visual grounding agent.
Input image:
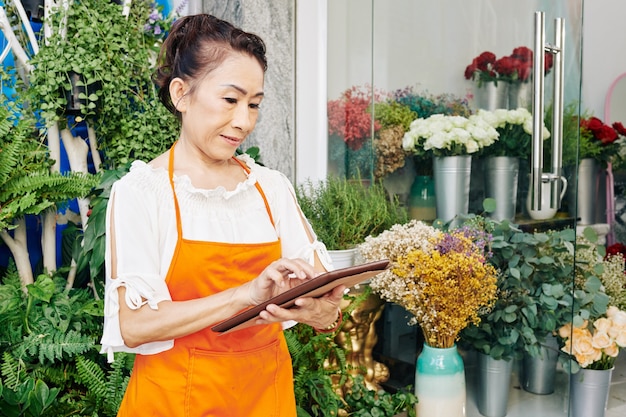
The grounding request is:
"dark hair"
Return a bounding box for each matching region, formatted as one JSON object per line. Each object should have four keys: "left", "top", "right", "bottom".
{"left": 154, "top": 14, "right": 268, "bottom": 116}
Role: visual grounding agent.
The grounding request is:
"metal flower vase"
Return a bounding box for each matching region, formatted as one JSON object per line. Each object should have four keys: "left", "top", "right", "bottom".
{"left": 473, "top": 81, "right": 508, "bottom": 111}
{"left": 433, "top": 156, "right": 472, "bottom": 223}
{"left": 507, "top": 82, "right": 532, "bottom": 110}
{"left": 415, "top": 343, "right": 466, "bottom": 417}
{"left": 484, "top": 157, "right": 519, "bottom": 221}
{"left": 475, "top": 353, "right": 513, "bottom": 417}
{"left": 521, "top": 335, "right": 559, "bottom": 395}
{"left": 568, "top": 158, "right": 600, "bottom": 225}
{"left": 570, "top": 368, "right": 614, "bottom": 417}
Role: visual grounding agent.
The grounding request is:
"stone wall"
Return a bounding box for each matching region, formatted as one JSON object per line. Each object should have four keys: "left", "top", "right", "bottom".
{"left": 198, "top": 0, "right": 296, "bottom": 179}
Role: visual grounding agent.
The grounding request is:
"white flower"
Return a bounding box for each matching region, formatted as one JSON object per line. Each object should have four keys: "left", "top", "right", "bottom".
{"left": 403, "top": 113, "right": 498, "bottom": 156}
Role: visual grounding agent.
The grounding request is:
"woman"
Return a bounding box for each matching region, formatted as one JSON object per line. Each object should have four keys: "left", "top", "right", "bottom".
{"left": 100, "top": 14, "right": 344, "bottom": 417}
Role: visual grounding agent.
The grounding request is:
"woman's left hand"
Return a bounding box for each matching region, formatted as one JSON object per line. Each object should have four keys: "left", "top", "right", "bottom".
{"left": 256, "top": 284, "right": 345, "bottom": 329}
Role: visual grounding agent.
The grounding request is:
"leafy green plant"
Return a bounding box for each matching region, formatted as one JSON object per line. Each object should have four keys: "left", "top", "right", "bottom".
{"left": 27, "top": 0, "right": 178, "bottom": 169}
{"left": 295, "top": 176, "right": 407, "bottom": 250}
{"left": 286, "top": 289, "right": 417, "bottom": 417}
{"left": 0, "top": 265, "right": 132, "bottom": 416}
{"left": 343, "top": 375, "right": 417, "bottom": 417}
{"left": 459, "top": 213, "right": 610, "bottom": 361}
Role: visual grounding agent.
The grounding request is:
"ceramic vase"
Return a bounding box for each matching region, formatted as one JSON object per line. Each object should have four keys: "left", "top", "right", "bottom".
{"left": 483, "top": 156, "right": 519, "bottom": 221}
{"left": 408, "top": 175, "right": 436, "bottom": 221}
{"left": 570, "top": 367, "right": 613, "bottom": 417}
{"left": 327, "top": 248, "right": 357, "bottom": 269}
{"left": 415, "top": 343, "right": 466, "bottom": 417}
{"left": 475, "top": 353, "right": 513, "bottom": 417}
{"left": 433, "top": 156, "right": 472, "bottom": 224}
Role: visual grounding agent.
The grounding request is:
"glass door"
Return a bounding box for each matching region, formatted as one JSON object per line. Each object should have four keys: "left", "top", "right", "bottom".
{"left": 327, "top": 1, "right": 592, "bottom": 417}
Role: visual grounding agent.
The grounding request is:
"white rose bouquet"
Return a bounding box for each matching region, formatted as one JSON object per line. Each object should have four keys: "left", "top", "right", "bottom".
{"left": 558, "top": 306, "right": 626, "bottom": 370}
{"left": 477, "top": 108, "right": 551, "bottom": 159}
{"left": 402, "top": 113, "right": 498, "bottom": 158}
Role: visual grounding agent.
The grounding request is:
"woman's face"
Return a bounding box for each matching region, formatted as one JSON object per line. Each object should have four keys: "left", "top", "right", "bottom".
{"left": 175, "top": 52, "right": 265, "bottom": 163}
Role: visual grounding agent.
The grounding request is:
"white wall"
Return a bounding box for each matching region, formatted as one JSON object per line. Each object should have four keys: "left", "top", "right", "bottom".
{"left": 295, "top": 0, "right": 626, "bottom": 182}
{"left": 582, "top": 0, "right": 626, "bottom": 122}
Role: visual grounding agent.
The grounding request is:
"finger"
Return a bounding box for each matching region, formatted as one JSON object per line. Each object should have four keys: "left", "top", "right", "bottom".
{"left": 277, "top": 258, "right": 316, "bottom": 280}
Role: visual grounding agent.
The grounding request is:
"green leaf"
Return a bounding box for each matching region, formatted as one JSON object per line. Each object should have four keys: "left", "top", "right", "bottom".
{"left": 483, "top": 198, "right": 496, "bottom": 213}
{"left": 582, "top": 226, "right": 598, "bottom": 243}
{"left": 26, "top": 275, "right": 55, "bottom": 303}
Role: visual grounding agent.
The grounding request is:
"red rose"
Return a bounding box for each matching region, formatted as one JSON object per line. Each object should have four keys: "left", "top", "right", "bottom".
{"left": 606, "top": 242, "right": 626, "bottom": 260}
{"left": 583, "top": 117, "right": 604, "bottom": 132}
{"left": 464, "top": 63, "right": 477, "bottom": 80}
{"left": 517, "top": 61, "right": 533, "bottom": 82}
{"left": 476, "top": 52, "right": 497, "bottom": 71}
{"left": 512, "top": 46, "right": 533, "bottom": 62}
{"left": 613, "top": 121, "right": 626, "bottom": 136}
{"left": 596, "top": 125, "right": 618, "bottom": 144}
{"left": 493, "top": 56, "right": 517, "bottom": 77}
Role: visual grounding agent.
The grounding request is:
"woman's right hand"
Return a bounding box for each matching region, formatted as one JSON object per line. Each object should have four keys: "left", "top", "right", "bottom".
{"left": 247, "top": 258, "right": 318, "bottom": 306}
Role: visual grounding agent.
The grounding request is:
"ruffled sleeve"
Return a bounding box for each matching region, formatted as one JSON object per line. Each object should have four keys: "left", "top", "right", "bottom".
{"left": 99, "top": 167, "right": 174, "bottom": 362}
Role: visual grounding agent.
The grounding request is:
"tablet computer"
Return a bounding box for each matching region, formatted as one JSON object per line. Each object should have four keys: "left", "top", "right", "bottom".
{"left": 211, "top": 259, "right": 389, "bottom": 334}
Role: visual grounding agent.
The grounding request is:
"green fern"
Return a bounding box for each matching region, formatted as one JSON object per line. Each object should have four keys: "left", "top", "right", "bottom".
{"left": 1, "top": 352, "right": 25, "bottom": 390}
{"left": 26, "top": 330, "right": 94, "bottom": 365}
{"left": 76, "top": 354, "right": 132, "bottom": 415}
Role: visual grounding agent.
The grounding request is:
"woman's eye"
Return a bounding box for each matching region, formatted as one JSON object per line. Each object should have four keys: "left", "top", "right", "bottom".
{"left": 249, "top": 103, "right": 261, "bottom": 110}
{"left": 224, "top": 97, "right": 237, "bottom": 104}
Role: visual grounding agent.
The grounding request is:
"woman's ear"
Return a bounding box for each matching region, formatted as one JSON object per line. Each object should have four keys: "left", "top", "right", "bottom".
{"left": 169, "top": 77, "right": 188, "bottom": 113}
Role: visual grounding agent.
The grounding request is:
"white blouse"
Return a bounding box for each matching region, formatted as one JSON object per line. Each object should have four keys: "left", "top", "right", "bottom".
{"left": 100, "top": 154, "right": 333, "bottom": 362}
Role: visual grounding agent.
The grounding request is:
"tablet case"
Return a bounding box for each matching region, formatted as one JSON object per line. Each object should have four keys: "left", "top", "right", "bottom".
{"left": 211, "top": 259, "right": 390, "bottom": 334}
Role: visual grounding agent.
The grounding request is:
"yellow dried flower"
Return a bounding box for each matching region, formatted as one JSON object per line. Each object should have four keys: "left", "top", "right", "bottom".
{"left": 359, "top": 220, "right": 498, "bottom": 348}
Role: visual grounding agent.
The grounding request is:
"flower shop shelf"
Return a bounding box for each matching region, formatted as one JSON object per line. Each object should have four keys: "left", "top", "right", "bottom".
{"left": 514, "top": 216, "right": 577, "bottom": 233}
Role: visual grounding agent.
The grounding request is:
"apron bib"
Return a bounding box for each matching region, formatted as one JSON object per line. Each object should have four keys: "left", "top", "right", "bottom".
{"left": 117, "top": 144, "right": 295, "bottom": 417}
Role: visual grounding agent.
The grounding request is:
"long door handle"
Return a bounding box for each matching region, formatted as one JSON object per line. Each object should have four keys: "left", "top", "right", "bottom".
{"left": 530, "top": 11, "right": 565, "bottom": 211}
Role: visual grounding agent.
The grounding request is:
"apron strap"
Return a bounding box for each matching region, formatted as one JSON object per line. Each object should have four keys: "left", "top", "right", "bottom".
{"left": 167, "top": 142, "right": 277, "bottom": 237}
{"left": 168, "top": 142, "right": 183, "bottom": 240}
{"left": 231, "top": 157, "right": 276, "bottom": 228}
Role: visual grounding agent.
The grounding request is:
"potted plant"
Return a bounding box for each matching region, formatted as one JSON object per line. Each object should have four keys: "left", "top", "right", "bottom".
{"left": 476, "top": 107, "right": 550, "bottom": 221}
{"left": 285, "top": 317, "right": 418, "bottom": 417}
{"left": 327, "top": 85, "right": 383, "bottom": 179}
{"left": 357, "top": 217, "right": 498, "bottom": 417}
{"left": 295, "top": 175, "right": 407, "bottom": 265}
{"left": 0, "top": 1, "right": 181, "bottom": 415}
{"left": 402, "top": 112, "right": 498, "bottom": 223}
{"left": 558, "top": 306, "right": 626, "bottom": 417}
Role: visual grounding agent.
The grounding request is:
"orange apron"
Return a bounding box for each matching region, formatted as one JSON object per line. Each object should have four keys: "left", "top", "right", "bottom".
{"left": 117, "top": 144, "right": 296, "bottom": 417}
